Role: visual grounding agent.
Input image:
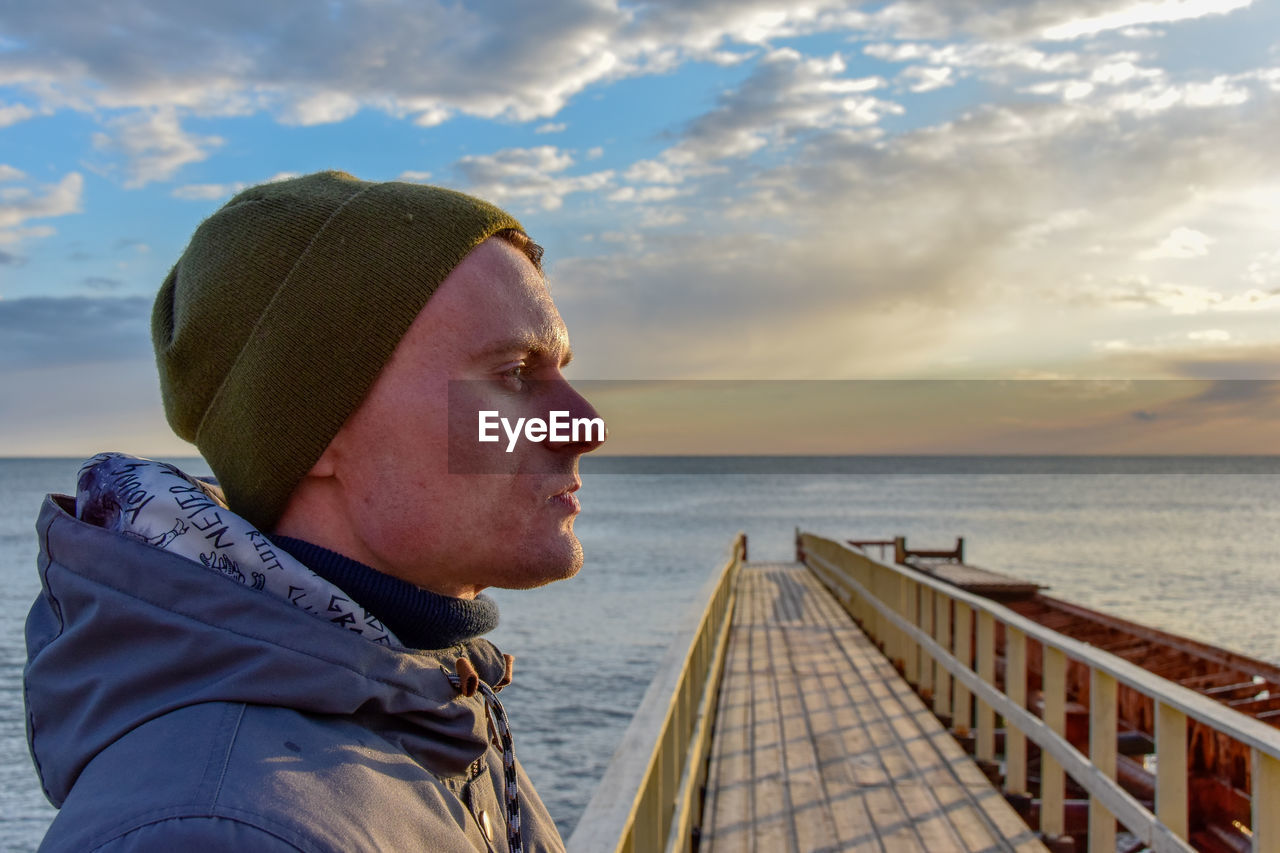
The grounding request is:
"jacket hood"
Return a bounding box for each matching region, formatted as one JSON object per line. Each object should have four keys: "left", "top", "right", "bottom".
{"left": 25, "top": 462, "right": 510, "bottom": 807}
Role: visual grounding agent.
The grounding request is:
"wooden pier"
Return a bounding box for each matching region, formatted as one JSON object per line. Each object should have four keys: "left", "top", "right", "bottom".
{"left": 699, "top": 562, "right": 1045, "bottom": 851}
{"left": 569, "top": 533, "right": 1280, "bottom": 853}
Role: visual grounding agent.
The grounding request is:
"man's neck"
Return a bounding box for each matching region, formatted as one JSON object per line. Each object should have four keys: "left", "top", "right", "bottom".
{"left": 269, "top": 536, "right": 500, "bottom": 650}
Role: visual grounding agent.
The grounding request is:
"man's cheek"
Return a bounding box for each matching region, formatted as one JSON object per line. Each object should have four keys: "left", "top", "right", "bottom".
{"left": 448, "top": 382, "right": 520, "bottom": 474}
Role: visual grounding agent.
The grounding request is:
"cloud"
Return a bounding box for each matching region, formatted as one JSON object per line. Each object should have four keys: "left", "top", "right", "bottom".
{"left": 1097, "top": 74, "right": 1252, "bottom": 114}
{"left": 1139, "top": 226, "right": 1215, "bottom": 259}
{"left": 0, "top": 0, "right": 1256, "bottom": 218}
{"left": 0, "top": 164, "right": 27, "bottom": 182}
{"left": 396, "top": 170, "right": 434, "bottom": 183}
{"left": 1012, "top": 208, "right": 1092, "bottom": 249}
{"left": 901, "top": 65, "right": 955, "bottom": 92}
{"left": 1244, "top": 249, "right": 1280, "bottom": 286}
{"left": 620, "top": 48, "right": 897, "bottom": 194}
{"left": 450, "top": 146, "right": 613, "bottom": 211}
{"left": 1081, "top": 335, "right": 1280, "bottom": 379}
{"left": 1143, "top": 284, "right": 1280, "bottom": 314}
{"left": 623, "top": 0, "right": 859, "bottom": 47}
{"left": 865, "top": 39, "right": 1083, "bottom": 74}
{"left": 0, "top": 295, "right": 152, "bottom": 368}
{"left": 170, "top": 183, "right": 236, "bottom": 201}
{"left": 0, "top": 101, "right": 37, "bottom": 127}
{"left": 0, "top": 0, "right": 627, "bottom": 127}
{"left": 553, "top": 227, "right": 967, "bottom": 379}
{"left": 92, "top": 110, "right": 223, "bottom": 187}
{"left": 1092, "top": 273, "right": 1280, "bottom": 315}
{"left": 607, "top": 186, "right": 684, "bottom": 203}
{"left": 0, "top": 171, "right": 82, "bottom": 248}
{"left": 1090, "top": 59, "right": 1162, "bottom": 85}
{"left": 0, "top": 0, "right": 1257, "bottom": 145}
{"left": 1092, "top": 334, "right": 1225, "bottom": 367}
{"left": 677, "top": 50, "right": 895, "bottom": 161}
{"left": 624, "top": 159, "right": 692, "bottom": 185}
{"left": 1042, "top": 0, "right": 1255, "bottom": 40}
{"left": 544, "top": 25, "right": 1280, "bottom": 381}
{"left": 0, "top": 0, "right": 1038, "bottom": 152}
{"left": 279, "top": 91, "right": 360, "bottom": 126}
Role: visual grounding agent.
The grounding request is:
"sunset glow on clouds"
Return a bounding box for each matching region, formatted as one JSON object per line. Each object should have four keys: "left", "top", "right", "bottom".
{"left": 0, "top": 0, "right": 1277, "bottom": 455}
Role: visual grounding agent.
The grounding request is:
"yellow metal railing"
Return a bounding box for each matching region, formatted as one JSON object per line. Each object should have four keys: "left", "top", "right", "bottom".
{"left": 567, "top": 533, "right": 746, "bottom": 853}
{"left": 800, "top": 531, "right": 1280, "bottom": 853}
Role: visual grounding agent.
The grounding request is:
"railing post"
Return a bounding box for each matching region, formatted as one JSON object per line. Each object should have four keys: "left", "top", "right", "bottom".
{"left": 1156, "top": 701, "right": 1189, "bottom": 841}
{"left": 919, "top": 588, "right": 935, "bottom": 702}
{"left": 1254, "top": 749, "right": 1280, "bottom": 853}
{"left": 902, "top": 575, "right": 919, "bottom": 684}
{"left": 662, "top": 720, "right": 676, "bottom": 844}
{"left": 1042, "top": 645, "right": 1067, "bottom": 839}
{"left": 1005, "top": 627, "right": 1028, "bottom": 795}
{"left": 848, "top": 556, "right": 862, "bottom": 625}
{"left": 881, "top": 567, "right": 900, "bottom": 666}
{"left": 976, "top": 610, "right": 996, "bottom": 763}
{"left": 872, "top": 565, "right": 886, "bottom": 649}
{"left": 934, "top": 590, "right": 952, "bottom": 720}
{"left": 636, "top": 782, "right": 656, "bottom": 850}
{"left": 1089, "top": 669, "right": 1118, "bottom": 853}
{"left": 892, "top": 570, "right": 907, "bottom": 672}
{"left": 953, "top": 602, "right": 973, "bottom": 735}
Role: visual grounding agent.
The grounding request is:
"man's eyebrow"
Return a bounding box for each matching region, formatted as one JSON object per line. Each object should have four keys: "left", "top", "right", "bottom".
{"left": 474, "top": 337, "right": 573, "bottom": 365}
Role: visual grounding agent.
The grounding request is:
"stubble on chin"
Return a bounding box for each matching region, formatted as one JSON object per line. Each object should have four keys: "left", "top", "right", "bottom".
{"left": 492, "top": 533, "right": 584, "bottom": 590}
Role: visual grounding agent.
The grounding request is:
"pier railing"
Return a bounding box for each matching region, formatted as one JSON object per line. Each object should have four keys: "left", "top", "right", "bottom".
{"left": 799, "top": 531, "right": 1280, "bottom": 853}
{"left": 568, "top": 533, "right": 746, "bottom": 853}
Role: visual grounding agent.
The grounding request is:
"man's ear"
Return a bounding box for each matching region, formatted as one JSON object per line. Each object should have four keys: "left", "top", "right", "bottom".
{"left": 308, "top": 438, "right": 340, "bottom": 479}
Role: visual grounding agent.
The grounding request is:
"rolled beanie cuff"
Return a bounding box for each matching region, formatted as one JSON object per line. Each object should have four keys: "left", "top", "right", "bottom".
{"left": 193, "top": 180, "right": 522, "bottom": 531}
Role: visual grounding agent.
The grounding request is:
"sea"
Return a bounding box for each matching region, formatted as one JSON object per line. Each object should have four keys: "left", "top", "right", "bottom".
{"left": 3, "top": 455, "right": 1280, "bottom": 848}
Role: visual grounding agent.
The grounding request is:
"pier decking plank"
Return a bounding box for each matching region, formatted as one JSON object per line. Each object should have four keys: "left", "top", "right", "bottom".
{"left": 700, "top": 562, "right": 1047, "bottom": 852}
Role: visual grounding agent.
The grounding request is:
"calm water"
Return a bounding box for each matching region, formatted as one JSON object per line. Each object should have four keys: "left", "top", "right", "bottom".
{"left": 3, "top": 457, "right": 1280, "bottom": 847}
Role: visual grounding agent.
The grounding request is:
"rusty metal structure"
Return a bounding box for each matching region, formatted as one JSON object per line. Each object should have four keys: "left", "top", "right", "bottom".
{"left": 881, "top": 536, "right": 1274, "bottom": 853}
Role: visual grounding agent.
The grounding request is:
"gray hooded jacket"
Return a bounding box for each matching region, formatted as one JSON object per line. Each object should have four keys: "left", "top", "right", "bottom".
{"left": 24, "top": 489, "right": 566, "bottom": 852}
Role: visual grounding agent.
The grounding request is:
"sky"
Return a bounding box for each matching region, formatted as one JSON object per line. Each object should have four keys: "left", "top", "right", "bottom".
{"left": 1, "top": 0, "right": 1279, "bottom": 456}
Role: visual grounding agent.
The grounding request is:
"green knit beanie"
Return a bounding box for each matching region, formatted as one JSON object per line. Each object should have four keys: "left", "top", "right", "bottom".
{"left": 152, "top": 170, "right": 524, "bottom": 532}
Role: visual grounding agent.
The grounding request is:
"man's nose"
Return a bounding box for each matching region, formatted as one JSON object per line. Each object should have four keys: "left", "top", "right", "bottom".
{"left": 547, "top": 380, "right": 606, "bottom": 453}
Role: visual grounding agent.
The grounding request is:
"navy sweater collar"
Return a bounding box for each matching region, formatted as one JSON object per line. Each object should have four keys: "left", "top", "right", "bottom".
{"left": 270, "top": 536, "right": 499, "bottom": 650}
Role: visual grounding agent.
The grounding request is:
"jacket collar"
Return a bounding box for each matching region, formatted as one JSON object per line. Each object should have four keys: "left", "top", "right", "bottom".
{"left": 26, "top": 486, "right": 508, "bottom": 807}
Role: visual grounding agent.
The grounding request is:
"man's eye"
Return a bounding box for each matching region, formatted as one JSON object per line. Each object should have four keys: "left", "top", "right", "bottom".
{"left": 500, "top": 364, "right": 527, "bottom": 387}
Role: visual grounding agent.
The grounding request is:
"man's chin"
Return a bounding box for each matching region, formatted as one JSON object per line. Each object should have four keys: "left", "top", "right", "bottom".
{"left": 494, "top": 535, "right": 584, "bottom": 590}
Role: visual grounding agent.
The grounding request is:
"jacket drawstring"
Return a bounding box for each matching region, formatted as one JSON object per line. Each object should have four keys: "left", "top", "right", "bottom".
{"left": 449, "top": 658, "right": 523, "bottom": 853}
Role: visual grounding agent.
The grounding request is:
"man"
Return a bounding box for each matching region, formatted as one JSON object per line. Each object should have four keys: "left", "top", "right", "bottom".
{"left": 25, "top": 171, "right": 604, "bottom": 851}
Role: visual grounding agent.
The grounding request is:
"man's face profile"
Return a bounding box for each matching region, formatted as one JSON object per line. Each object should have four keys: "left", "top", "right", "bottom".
{"left": 285, "top": 236, "right": 604, "bottom": 598}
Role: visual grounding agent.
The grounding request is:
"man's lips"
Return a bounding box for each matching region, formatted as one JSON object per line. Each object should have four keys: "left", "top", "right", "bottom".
{"left": 548, "top": 481, "right": 581, "bottom": 512}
